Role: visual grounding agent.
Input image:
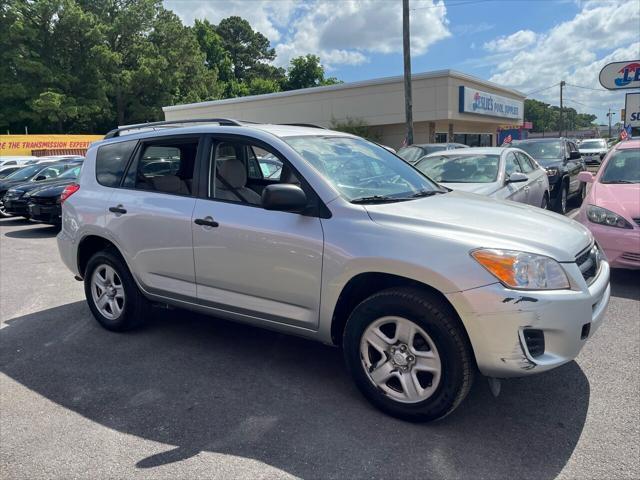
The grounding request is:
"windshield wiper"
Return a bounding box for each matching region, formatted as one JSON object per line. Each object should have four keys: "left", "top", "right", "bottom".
{"left": 410, "top": 190, "right": 446, "bottom": 198}
{"left": 351, "top": 195, "right": 407, "bottom": 204}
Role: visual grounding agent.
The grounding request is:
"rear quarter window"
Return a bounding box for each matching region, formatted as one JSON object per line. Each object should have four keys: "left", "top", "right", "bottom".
{"left": 96, "top": 140, "right": 137, "bottom": 187}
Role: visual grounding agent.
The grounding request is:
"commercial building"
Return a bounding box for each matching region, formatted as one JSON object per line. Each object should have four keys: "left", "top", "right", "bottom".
{"left": 163, "top": 69, "right": 526, "bottom": 148}
{"left": 0, "top": 134, "right": 103, "bottom": 157}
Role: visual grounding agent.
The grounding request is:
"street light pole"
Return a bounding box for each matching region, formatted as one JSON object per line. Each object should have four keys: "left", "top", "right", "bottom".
{"left": 607, "top": 108, "right": 616, "bottom": 138}
{"left": 559, "top": 80, "right": 565, "bottom": 137}
{"left": 402, "top": 0, "right": 414, "bottom": 145}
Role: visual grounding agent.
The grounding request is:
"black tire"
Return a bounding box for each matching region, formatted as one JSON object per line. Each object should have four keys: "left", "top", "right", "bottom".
{"left": 342, "top": 287, "right": 475, "bottom": 422}
{"left": 541, "top": 192, "right": 549, "bottom": 210}
{"left": 554, "top": 182, "right": 569, "bottom": 214}
{"left": 84, "top": 248, "right": 148, "bottom": 331}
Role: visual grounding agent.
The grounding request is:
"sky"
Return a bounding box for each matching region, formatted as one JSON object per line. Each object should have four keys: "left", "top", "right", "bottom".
{"left": 164, "top": 0, "right": 640, "bottom": 125}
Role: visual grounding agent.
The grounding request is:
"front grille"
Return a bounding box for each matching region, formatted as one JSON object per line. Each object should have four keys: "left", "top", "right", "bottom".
{"left": 575, "top": 243, "right": 601, "bottom": 284}
{"left": 523, "top": 329, "right": 545, "bottom": 357}
{"left": 30, "top": 196, "right": 57, "bottom": 205}
{"left": 620, "top": 252, "right": 640, "bottom": 263}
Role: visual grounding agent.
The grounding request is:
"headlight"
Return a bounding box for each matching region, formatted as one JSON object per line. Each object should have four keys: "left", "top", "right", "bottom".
{"left": 546, "top": 167, "right": 559, "bottom": 177}
{"left": 471, "top": 249, "right": 570, "bottom": 290}
{"left": 5, "top": 189, "right": 24, "bottom": 198}
{"left": 587, "top": 205, "right": 632, "bottom": 229}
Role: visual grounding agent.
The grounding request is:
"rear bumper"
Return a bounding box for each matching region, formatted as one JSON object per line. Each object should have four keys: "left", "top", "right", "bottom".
{"left": 57, "top": 228, "right": 80, "bottom": 277}
{"left": 447, "top": 260, "right": 610, "bottom": 378}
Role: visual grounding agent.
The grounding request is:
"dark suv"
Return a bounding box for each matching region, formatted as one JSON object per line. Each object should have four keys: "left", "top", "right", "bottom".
{"left": 511, "top": 138, "right": 585, "bottom": 214}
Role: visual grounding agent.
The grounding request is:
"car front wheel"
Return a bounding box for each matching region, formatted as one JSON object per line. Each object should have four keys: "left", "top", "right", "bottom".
{"left": 84, "top": 248, "right": 148, "bottom": 331}
{"left": 555, "top": 183, "right": 568, "bottom": 214}
{"left": 0, "top": 201, "right": 12, "bottom": 218}
{"left": 343, "top": 287, "right": 475, "bottom": 422}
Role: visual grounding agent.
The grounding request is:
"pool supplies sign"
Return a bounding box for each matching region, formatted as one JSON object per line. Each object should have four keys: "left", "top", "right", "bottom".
{"left": 626, "top": 92, "right": 640, "bottom": 128}
{"left": 599, "top": 60, "right": 640, "bottom": 90}
{"left": 459, "top": 86, "right": 523, "bottom": 120}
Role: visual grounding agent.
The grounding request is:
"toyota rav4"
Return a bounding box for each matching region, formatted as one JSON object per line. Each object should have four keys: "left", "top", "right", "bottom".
{"left": 57, "top": 120, "right": 610, "bottom": 421}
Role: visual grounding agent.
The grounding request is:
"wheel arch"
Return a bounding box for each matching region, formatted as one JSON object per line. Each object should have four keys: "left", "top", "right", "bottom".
{"left": 329, "top": 272, "right": 470, "bottom": 348}
{"left": 77, "top": 234, "right": 123, "bottom": 278}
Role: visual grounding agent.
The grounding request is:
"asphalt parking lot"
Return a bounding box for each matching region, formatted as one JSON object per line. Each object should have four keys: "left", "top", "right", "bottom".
{"left": 1, "top": 217, "right": 638, "bottom": 480}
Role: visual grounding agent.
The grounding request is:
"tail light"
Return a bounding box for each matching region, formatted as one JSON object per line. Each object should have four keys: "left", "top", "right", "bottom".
{"left": 60, "top": 183, "right": 80, "bottom": 204}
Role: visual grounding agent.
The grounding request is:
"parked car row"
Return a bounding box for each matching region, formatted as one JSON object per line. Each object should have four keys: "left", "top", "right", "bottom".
{"left": 0, "top": 157, "right": 83, "bottom": 222}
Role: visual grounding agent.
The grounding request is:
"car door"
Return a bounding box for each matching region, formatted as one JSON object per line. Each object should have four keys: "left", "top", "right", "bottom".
{"left": 565, "top": 141, "right": 584, "bottom": 195}
{"left": 503, "top": 151, "right": 528, "bottom": 204}
{"left": 105, "top": 135, "right": 200, "bottom": 300}
{"left": 516, "top": 151, "right": 545, "bottom": 206}
{"left": 191, "top": 135, "right": 324, "bottom": 330}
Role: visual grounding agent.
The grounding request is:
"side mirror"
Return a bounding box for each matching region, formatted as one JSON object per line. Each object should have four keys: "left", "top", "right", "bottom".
{"left": 35, "top": 175, "right": 46, "bottom": 181}
{"left": 506, "top": 172, "right": 528, "bottom": 183}
{"left": 262, "top": 184, "right": 307, "bottom": 213}
{"left": 569, "top": 151, "right": 581, "bottom": 160}
{"left": 578, "top": 171, "right": 594, "bottom": 183}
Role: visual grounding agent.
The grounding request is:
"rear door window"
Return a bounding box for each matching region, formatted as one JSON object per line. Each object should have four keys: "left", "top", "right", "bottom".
{"left": 96, "top": 140, "right": 137, "bottom": 187}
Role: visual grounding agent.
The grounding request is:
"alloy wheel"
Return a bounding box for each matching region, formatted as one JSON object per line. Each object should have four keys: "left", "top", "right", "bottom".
{"left": 91, "top": 264, "right": 125, "bottom": 320}
{"left": 561, "top": 187, "right": 568, "bottom": 213}
{"left": 360, "top": 316, "right": 442, "bottom": 404}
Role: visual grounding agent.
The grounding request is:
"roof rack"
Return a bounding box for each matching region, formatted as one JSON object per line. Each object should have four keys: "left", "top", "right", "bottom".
{"left": 278, "top": 123, "right": 327, "bottom": 130}
{"left": 103, "top": 118, "right": 244, "bottom": 139}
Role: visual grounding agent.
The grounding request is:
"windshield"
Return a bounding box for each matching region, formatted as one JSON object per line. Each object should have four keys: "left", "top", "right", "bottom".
{"left": 416, "top": 154, "right": 500, "bottom": 183}
{"left": 32, "top": 165, "right": 66, "bottom": 181}
{"left": 513, "top": 141, "right": 563, "bottom": 160}
{"left": 579, "top": 140, "right": 607, "bottom": 150}
{"left": 600, "top": 149, "right": 639, "bottom": 184}
{"left": 396, "top": 146, "right": 424, "bottom": 163}
{"left": 58, "top": 165, "right": 82, "bottom": 179}
{"left": 284, "top": 136, "right": 441, "bottom": 201}
{"left": 5, "top": 165, "right": 42, "bottom": 181}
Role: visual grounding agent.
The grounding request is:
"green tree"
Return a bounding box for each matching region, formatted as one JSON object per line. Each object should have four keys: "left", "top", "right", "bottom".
{"left": 285, "top": 54, "right": 341, "bottom": 90}
{"left": 193, "top": 18, "right": 232, "bottom": 82}
{"left": 216, "top": 16, "right": 276, "bottom": 82}
{"left": 329, "top": 116, "right": 380, "bottom": 141}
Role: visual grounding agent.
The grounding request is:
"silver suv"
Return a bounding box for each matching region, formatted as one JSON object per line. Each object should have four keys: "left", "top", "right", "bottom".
{"left": 57, "top": 120, "right": 610, "bottom": 421}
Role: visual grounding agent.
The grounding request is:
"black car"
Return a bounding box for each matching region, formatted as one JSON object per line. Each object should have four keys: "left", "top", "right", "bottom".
{"left": 510, "top": 138, "right": 585, "bottom": 214}
{"left": 0, "top": 161, "right": 82, "bottom": 218}
{"left": 27, "top": 168, "right": 81, "bottom": 225}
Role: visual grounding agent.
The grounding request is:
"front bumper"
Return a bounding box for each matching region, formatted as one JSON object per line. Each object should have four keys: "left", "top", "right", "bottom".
{"left": 584, "top": 222, "right": 640, "bottom": 269}
{"left": 447, "top": 260, "right": 610, "bottom": 378}
{"left": 3, "top": 198, "right": 29, "bottom": 216}
{"left": 28, "top": 202, "right": 61, "bottom": 225}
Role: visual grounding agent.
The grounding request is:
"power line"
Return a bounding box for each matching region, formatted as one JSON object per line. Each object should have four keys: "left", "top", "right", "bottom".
{"left": 524, "top": 82, "right": 559, "bottom": 96}
{"left": 565, "top": 82, "right": 612, "bottom": 92}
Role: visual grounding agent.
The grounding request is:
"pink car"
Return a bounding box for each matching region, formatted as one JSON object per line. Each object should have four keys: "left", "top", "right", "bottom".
{"left": 576, "top": 140, "right": 640, "bottom": 269}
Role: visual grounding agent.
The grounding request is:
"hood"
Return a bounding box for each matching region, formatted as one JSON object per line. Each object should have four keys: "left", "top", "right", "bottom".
{"left": 29, "top": 180, "right": 74, "bottom": 197}
{"left": 9, "top": 178, "right": 72, "bottom": 195}
{"left": 364, "top": 190, "right": 591, "bottom": 262}
{"left": 590, "top": 182, "right": 640, "bottom": 221}
{"left": 442, "top": 182, "right": 499, "bottom": 196}
{"left": 0, "top": 178, "right": 27, "bottom": 193}
{"left": 579, "top": 148, "right": 606, "bottom": 154}
{"left": 529, "top": 157, "right": 563, "bottom": 169}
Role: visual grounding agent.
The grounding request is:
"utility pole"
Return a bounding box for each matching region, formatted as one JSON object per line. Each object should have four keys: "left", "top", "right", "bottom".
{"left": 402, "top": 0, "right": 414, "bottom": 145}
{"left": 559, "top": 80, "right": 565, "bottom": 137}
{"left": 607, "top": 108, "right": 616, "bottom": 138}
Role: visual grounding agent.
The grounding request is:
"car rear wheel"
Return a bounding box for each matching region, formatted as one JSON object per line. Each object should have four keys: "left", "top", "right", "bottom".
{"left": 84, "top": 249, "right": 148, "bottom": 331}
{"left": 343, "top": 287, "right": 475, "bottom": 422}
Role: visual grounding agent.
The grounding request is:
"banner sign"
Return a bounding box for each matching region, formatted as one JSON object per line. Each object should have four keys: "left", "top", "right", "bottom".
{"left": 459, "top": 86, "right": 523, "bottom": 120}
{"left": 0, "top": 134, "right": 102, "bottom": 156}
{"left": 599, "top": 60, "right": 640, "bottom": 90}
{"left": 625, "top": 92, "right": 640, "bottom": 128}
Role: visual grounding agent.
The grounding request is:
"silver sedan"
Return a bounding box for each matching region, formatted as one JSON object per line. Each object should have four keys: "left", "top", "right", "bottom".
{"left": 414, "top": 147, "right": 551, "bottom": 208}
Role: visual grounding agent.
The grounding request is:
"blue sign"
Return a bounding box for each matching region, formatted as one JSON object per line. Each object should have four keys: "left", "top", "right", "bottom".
{"left": 459, "top": 86, "right": 523, "bottom": 120}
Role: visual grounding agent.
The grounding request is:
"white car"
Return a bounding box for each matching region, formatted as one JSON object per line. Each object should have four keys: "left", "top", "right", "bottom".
{"left": 414, "top": 147, "right": 550, "bottom": 208}
{"left": 0, "top": 156, "right": 38, "bottom": 167}
{"left": 57, "top": 120, "right": 609, "bottom": 422}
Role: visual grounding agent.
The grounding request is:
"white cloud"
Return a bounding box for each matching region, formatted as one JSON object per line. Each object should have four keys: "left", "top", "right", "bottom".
{"left": 165, "top": 0, "right": 451, "bottom": 69}
{"left": 483, "top": 30, "right": 537, "bottom": 52}
{"left": 483, "top": 1, "right": 640, "bottom": 120}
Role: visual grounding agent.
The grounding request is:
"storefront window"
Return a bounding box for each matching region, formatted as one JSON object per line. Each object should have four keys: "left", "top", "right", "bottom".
{"left": 452, "top": 133, "right": 493, "bottom": 147}
{"left": 435, "top": 133, "right": 447, "bottom": 143}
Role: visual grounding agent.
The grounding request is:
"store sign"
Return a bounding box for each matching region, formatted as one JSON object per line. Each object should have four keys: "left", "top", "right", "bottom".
{"left": 459, "top": 86, "right": 523, "bottom": 120}
{"left": 599, "top": 60, "right": 640, "bottom": 90}
{"left": 625, "top": 92, "right": 640, "bottom": 127}
{"left": 0, "top": 134, "right": 102, "bottom": 156}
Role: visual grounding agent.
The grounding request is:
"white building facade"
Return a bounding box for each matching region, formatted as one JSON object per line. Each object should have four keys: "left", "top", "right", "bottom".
{"left": 163, "top": 70, "right": 526, "bottom": 149}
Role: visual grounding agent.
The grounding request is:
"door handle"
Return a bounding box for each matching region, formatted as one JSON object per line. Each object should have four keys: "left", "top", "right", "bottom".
{"left": 109, "top": 205, "right": 127, "bottom": 214}
{"left": 194, "top": 217, "right": 219, "bottom": 228}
